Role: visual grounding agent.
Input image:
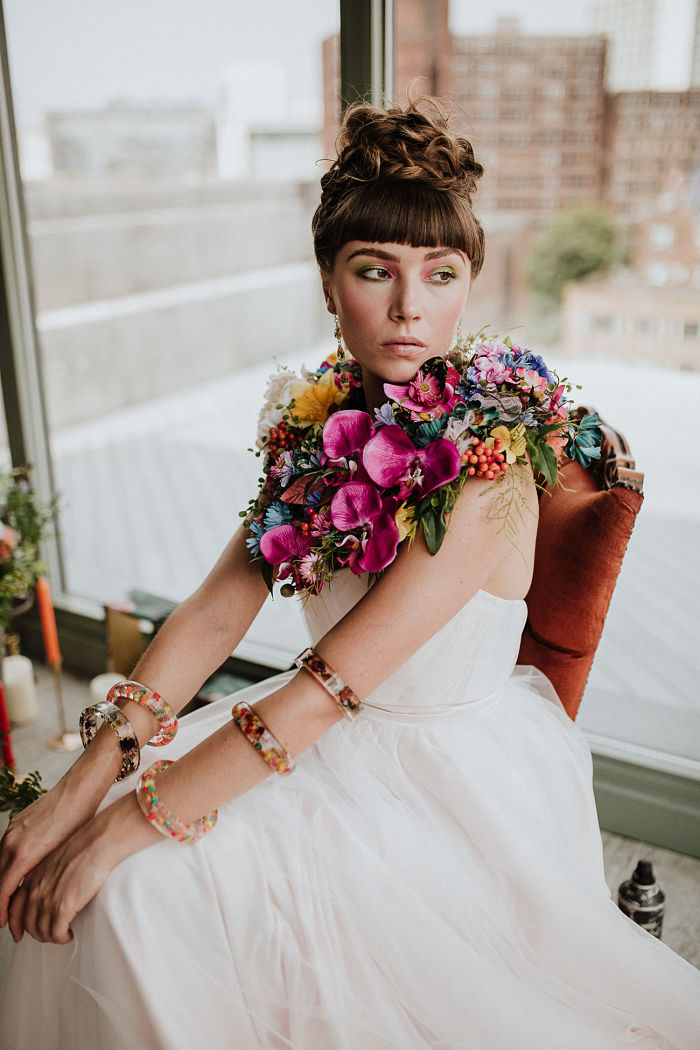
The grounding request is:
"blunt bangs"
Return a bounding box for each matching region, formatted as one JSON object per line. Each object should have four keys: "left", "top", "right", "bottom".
{"left": 314, "top": 179, "right": 484, "bottom": 278}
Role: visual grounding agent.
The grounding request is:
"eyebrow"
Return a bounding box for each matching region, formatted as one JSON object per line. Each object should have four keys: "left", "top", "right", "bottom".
{"left": 345, "top": 247, "right": 466, "bottom": 264}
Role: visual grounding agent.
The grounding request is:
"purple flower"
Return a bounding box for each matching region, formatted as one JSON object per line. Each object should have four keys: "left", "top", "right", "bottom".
{"left": 362, "top": 426, "right": 461, "bottom": 500}
{"left": 330, "top": 482, "right": 399, "bottom": 574}
{"left": 374, "top": 402, "right": 395, "bottom": 427}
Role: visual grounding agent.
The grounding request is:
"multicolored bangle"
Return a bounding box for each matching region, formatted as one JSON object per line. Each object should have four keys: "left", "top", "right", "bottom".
{"left": 136, "top": 759, "right": 218, "bottom": 844}
{"left": 293, "top": 647, "right": 362, "bottom": 721}
{"left": 106, "top": 680, "right": 178, "bottom": 747}
{"left": 79, "top": 701, "right": 140, "bottom": 781}
{"left": 231, "top": 701, "right": 295, "bottom": 776}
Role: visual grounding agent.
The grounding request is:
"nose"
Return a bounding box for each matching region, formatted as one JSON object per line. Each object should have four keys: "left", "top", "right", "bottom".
{"left": 389, "top": 275, "right": 422, "bottom": 322}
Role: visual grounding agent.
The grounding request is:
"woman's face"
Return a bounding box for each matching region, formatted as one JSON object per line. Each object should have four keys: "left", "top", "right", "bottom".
{"left": 321, "top": 241, "right": 471, "bottom": 405}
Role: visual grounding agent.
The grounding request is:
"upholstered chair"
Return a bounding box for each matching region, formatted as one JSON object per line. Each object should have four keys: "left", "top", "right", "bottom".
{"left": 517, "top": 410, "right": 644, "bottom": 720}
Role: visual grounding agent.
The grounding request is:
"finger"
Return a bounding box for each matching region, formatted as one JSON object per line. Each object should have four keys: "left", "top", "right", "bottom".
{"left": 7, "top": 881, "right": 28, "bottom": 943}
{"left": 0, "top": 835, "right": 30, "bottom": 927}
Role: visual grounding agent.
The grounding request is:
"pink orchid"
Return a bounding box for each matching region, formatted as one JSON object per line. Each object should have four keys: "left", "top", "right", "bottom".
{"left": 259, "top": 525, "right": 312, "bottom": 584}
{"left": 384, "top": 364, "right": 461, "bottom": 421}
{"left": 362, "top": 425, "right": 461, "bottom": 500}
{"left": 330, "top": 482, "right": 399, "bottom": 574}
{"left": 322, "top": 409, "right": 374, "bottom": 460}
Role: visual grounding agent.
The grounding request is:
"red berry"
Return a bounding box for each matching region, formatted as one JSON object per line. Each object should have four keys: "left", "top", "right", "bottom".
{"left": 467, "top": 466, "right": 476, "bottom": 476}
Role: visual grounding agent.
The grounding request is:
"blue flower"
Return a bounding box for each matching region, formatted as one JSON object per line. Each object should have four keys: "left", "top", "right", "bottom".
{"left": 374, "top": 402, "right": 395, "bottom": 427}
{"left": 245, "top": 520, "right": 263, "bottom": 555}
{"left": 305, "top": 488, "right": 323, "bottom": 509}
{"left": 263, "top": 500, "right": 293, "bottom": 530}
{"left": 308, "top": 450, "right": 325, "bottom": 469}
{"left": 514, "top": 351, "right": 552, "bottom": 381}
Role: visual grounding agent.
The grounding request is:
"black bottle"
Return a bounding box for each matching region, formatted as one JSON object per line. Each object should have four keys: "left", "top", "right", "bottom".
{"left": 618, "top": 859, "right": 665, "bottom": 939}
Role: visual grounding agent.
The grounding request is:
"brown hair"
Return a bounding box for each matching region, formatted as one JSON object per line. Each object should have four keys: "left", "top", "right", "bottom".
{"left": 312, "top": 98, "right": 485, "bottom": 278}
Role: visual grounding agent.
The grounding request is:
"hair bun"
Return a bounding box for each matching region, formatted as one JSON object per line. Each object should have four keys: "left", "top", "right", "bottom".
{"left": 327, "top": 99, "right": 483, "bottom": 201}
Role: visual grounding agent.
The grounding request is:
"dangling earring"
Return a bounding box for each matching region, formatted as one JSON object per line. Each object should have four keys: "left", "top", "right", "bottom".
{"left": 333, "top": 315, "right": 346, "bottom": 361}
{"left": 455, "top": 317, "right": 464, "bottom": 349}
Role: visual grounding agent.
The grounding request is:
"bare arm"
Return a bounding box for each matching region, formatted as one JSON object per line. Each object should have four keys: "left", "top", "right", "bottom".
{"left": 0, "top": 526, "right": 268, "bottom": 925}
{"left": 7, "top": 470, "right": 538, "bottom": 944}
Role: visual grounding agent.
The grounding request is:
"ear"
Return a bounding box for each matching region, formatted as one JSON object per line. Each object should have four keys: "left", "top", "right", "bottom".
{"left": 320, "top": 272, "right": 337, "bottom": 315}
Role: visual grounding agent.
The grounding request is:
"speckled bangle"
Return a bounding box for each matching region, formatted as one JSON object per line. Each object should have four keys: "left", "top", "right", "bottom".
{"left": 136, "top": 759, "right": 218, "bottom": 844}
{"left": 106, "top": 680, "right": 178, "bottom": 747}
{"left": 231, "top": 701, "right": 295, "bottom": 776}
{"left": 79, "top": 700, "right": 140, "bottom": 781}
{"left": 293, "top": 647, "right": 361, "bottom": 720}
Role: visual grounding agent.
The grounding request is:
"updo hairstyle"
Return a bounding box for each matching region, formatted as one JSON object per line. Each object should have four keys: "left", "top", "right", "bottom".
{"left": 313, "top": 98, "right": 485, "bottom": 279}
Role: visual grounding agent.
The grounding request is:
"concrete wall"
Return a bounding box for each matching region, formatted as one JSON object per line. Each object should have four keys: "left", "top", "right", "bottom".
{"left": 22, "top": 178, "right": 328, "bottom": 428}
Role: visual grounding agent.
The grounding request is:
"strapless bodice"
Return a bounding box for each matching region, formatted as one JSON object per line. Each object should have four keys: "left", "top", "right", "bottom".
{"left": 302, "top": 572, "right": 527, "bottom": 721}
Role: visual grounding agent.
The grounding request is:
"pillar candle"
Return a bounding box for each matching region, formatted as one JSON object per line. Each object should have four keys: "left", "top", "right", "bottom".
{"left": 36, "top": 576, "right": 61, "bottom": 666}
{"left": 2, "top": 651, "right": 38, "bottom": 726}
{"left": 0, "top": 681, "right": 15, "bottom": 771}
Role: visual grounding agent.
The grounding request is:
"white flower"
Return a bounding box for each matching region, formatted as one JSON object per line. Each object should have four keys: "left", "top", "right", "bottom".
{"left": 255, "top": 369, "right": 296, "bottom": 449}
{"left": 443, "top": 413, "right": 475, "bottom": 453}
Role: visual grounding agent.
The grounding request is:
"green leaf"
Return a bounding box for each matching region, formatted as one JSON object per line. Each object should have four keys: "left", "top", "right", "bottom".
{"left": 261, "top": 560, "right": 274, "bottom": 596}
{"left": 535, "top": 442, "right": 559, "bottom": 488}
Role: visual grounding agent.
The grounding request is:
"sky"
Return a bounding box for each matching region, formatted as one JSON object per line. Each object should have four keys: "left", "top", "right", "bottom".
{"left": 3, "top": 0, "right": 690, "bottom": 124}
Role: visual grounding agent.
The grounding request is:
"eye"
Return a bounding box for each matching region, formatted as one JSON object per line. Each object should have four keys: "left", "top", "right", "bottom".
{"left": 358, "top": 265, "right": 392, "bottom": 281}
{"left": 427, "top": 267, "right": 457, "bottom": 284}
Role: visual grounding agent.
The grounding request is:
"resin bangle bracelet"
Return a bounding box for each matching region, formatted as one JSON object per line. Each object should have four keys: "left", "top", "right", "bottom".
{"left": 136, "top": 759, "right": 218, "bottom": 844}
{"left": 106, "top": 680, "right": 178, "bottom": 747}
{"left": 231, "top": 701, "right": 295, "bottom": 776}
{"left": 293, "top": 647, "right": 362, "bottom": 720}
{"left": 79, "top": 701, "right": 140, "bottom": 781}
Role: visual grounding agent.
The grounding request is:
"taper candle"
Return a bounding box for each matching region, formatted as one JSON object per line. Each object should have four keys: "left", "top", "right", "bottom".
{"left": 36, "top": 576, "right": 61, "bottom": 666}
{"left": 0, "top": 681, "right": 15, "bottom": 771}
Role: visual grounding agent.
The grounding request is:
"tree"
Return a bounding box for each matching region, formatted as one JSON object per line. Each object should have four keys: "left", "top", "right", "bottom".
{"left": 524, "top": 204, "right": 618, "bottom": 308}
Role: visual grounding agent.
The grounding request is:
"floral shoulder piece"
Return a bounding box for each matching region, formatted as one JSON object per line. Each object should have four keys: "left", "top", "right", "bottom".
{"left": 241, "top": 337, "right": 602, "bottom": 597}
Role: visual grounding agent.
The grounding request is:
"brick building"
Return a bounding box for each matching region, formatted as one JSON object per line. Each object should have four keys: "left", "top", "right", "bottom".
{"left": 603, "top": 89, "right": 700, "bottom": 220}
{"left": 446, "top": 20, "right": 607, "bottom": 216}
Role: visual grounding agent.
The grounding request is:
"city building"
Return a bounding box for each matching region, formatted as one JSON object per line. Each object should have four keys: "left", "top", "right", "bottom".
{"left": 590, "top": 0, "right": 700, "bottom": 90}
{"left": 602, "top": 88, "right": 700, "bottom": 219}
{"left": 446, "top": 19, "right": 607, "bottom": 216}
{"left": 562, "top": 273, "right": 700, "bottom": 368}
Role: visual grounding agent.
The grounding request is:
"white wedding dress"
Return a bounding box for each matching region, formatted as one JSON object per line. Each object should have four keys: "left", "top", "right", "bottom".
{"left": 2, "top": 573, "right": 700, "bottom": 1049}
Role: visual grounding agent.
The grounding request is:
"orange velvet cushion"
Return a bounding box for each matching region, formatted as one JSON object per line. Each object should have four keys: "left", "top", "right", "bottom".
{"left": 517, "top": 459, "right": 643, "bottom": 720}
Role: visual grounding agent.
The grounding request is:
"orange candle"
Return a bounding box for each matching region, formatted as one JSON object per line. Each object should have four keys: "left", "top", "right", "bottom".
{"left": 36, "top": 576, "right": 62, "bottom": 666}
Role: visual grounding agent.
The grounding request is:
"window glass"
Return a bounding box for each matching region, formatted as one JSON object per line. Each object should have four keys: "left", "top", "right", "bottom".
{"left": 418, "top": 0, "right": 699, "bottom": 776}
{"left": 4, "top": 0, "right": 340, "bottom": 666}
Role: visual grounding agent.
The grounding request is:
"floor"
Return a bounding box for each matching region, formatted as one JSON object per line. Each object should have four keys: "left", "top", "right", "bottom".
{"left": 1, "top": 662, "right": 699, "bottom": 994}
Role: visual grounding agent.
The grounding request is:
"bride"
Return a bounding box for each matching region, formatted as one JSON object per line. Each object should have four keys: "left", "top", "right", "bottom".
{"left": 0, "top": 99, "right": 699, "bottom": 1050}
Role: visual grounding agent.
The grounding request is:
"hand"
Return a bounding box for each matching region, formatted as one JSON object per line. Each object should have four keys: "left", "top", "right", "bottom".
{"left": 0, "top": 763, "right": 109, "bottom": 929}
{"left": 6, "top": 821, "right": 115, "bottom": 944}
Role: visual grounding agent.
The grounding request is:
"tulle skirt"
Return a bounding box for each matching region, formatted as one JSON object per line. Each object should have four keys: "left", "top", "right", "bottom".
{"left": 2, "top": 667, "right": 700, "bottom": 1049}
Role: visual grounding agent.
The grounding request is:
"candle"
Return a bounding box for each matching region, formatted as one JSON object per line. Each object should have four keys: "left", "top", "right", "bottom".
{"left": 0, "top": 682, "right": 15, "bottom": 771}
{"left": 2, "top": 650, "right": 38, "bottom": 726}
{"left": 36, "top": 575, "right": 62, "bottom": 666}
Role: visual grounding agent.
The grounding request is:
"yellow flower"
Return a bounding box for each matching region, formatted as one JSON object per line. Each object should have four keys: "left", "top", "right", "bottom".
{"left": 290, "top": 369, "right": 346, "bottom": 424}
{"left": 487, "top": 423, "right": 526, "bottom": 464}
{"left": 394, "top": 504, "right": 416, "bottom": 542}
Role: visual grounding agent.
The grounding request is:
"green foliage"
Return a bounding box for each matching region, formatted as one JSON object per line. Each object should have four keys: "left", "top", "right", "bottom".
{"left": 0, "top": 763, "right": 46, "bottom": 817}
{"left": 0, "top": 467, "right": 56, "bottom": 631}
{"left": 525, "top": 205, "right": 618, "bottom": 307}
